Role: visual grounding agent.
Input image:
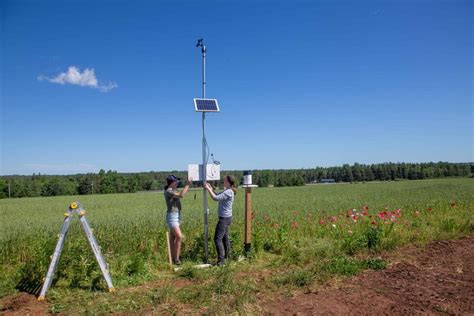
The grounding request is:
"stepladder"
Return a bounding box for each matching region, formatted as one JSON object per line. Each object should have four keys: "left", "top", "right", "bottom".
{"left": 38, "top": 201, "right": 114, "bottom": 300}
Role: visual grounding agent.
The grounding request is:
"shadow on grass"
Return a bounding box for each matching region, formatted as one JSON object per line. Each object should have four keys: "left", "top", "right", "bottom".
{"left": 15, "top": 278, "right": 42, "bottom": 296}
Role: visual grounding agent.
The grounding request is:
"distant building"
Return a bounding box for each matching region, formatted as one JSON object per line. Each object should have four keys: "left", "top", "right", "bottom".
{"left": 320, "top": 178, "right": 336, "bottom": 184}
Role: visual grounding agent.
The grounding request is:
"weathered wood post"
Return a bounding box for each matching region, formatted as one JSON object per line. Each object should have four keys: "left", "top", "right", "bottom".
{"left": 242, "top": 171, "right": 257, "bottom": 254}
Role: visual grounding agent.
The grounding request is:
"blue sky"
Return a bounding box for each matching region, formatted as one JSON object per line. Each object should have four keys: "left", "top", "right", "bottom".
{"left": 1, "top": 0, "right": 472, "bottom": 175}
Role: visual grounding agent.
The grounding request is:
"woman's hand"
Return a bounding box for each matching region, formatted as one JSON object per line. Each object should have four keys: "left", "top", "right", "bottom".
{"left": 187, "top": 177, "right": 193, "bottom": 185}
{"left": 204, "top": 183, "right": 213, "bottom": 191}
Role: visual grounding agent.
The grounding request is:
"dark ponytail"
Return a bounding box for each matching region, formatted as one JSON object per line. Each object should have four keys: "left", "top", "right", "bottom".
{"left": 226, "top": 175, "right": 237, "bottom": 195}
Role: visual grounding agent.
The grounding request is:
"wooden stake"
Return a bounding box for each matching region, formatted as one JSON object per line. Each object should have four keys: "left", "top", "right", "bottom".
{"left": 166, "top": 231, "right": 173, "bottom": 266}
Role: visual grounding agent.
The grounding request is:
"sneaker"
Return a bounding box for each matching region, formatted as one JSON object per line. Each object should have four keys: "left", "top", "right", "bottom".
{"left": 173, "top": 258, "right": 182, "bottom": 266}
{"left": 216, "top": 261, "right": 225, "bottom": 267}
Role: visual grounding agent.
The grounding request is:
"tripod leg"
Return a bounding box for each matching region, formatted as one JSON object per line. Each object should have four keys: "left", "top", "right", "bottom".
{"left": 38, "top": 212, "right": 73, "bottom": 300}
{"left": 78, "top": 212, "right": 114, "bottom": 292}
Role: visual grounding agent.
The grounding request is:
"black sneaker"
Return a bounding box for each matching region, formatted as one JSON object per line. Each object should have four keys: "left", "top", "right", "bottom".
{"left": 216, "top": 261, "right": 225, "bottom": 267}
{"left": 173, "top": 258, "right": 182, "bottom": 266}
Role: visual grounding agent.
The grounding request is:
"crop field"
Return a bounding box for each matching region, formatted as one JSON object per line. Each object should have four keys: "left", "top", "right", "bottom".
{"left": 1, "top": 178, "right": 473, "bottom": 313}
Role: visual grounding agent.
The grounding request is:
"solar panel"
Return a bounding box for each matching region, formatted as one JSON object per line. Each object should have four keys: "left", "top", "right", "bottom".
{"left": 194, "top": 98, "right": 220, "bottom": 112}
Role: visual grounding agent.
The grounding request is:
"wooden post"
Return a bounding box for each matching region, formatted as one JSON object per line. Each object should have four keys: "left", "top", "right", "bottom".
{"left": 166, "top": 231, "right": 173, "bottom": 266}
{"left": 244, "top": 187, "right": 252, "bottom": 253}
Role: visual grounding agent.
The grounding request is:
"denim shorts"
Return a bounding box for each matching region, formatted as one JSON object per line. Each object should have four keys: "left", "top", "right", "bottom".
{"left": 166, "top": 212, "right": 181, "bottom": 229}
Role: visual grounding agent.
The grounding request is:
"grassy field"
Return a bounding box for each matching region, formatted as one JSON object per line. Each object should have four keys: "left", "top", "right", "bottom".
{"left": 1, "top": 178, "right": 473, "bottom": 313}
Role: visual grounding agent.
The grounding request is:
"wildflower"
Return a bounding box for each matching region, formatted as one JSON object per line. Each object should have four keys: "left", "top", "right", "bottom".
{"left": 362, "top": 206, "right": 369, "bottom": 211}
{"left": 291, "top": 222, "right": 298, "bottom": 230}
{"left": 330, "top": 216, "right": 337, "bottom": 222}
{"left": 362, "top": 211, "right": 368, "bottom": 216}
{"left": 319, "top": 219, "right": 326, "bottom": 225}
{"left": 348, "top": 230, "right": 353, "bottom": 235}
{"left": 415, "top": 211, "right": 420, "bottom": 217}
{"left": 371, "top": 221, "right": 377, "bottom": 225}
{"left": 332, "top": 224, "right": 336, "bottom": 228}
{"left": 292, "top": 210, "right": 298, "bottom": 216}
{"left": 427, "top": 207, "right": 432, "bottom": 212}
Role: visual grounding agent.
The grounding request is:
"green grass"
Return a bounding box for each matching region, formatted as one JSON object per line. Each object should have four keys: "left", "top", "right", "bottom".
{"left": 0, "top": 178, "right": 473, "bottom": 313}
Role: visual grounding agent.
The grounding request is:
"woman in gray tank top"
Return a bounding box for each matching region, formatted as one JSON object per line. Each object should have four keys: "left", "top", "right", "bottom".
{"left": 164, "top": 175, "right": 192, "bottom": 265}
{"left": 205, "top": 175, "right": 237, "bottom": 266}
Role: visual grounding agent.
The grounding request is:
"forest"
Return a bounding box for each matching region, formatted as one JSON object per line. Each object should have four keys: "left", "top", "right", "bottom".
{"left": 0, "top": 162, "right": 472, "bottom": 198}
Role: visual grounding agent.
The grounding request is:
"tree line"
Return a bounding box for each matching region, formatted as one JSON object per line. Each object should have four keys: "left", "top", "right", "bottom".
{"left": 0, "top": 162, "right": 472, "bottom": 199}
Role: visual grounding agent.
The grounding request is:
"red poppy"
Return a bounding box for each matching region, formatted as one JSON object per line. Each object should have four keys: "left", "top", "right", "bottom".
{"left": 427, "top": 207, "right": 432, "bottom": 212}
{"left": 319, "top": 219, "right": 326, "bottom": 225}
{"left": 291, "top": 222, "right": 298, "bottom": 230}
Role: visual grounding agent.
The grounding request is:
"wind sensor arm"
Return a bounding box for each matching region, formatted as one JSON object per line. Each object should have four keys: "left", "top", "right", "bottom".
{"left": 196, "top": 38, "right": 206, "bottom": 54}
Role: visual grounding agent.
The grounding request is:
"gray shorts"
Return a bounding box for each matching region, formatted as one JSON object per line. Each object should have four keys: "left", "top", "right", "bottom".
{"left": 166, "top": 212, "right": 181, "bottom": 229}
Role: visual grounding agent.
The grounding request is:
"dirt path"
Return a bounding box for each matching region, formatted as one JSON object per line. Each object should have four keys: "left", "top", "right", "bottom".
{"left": 2, "top": 236, "right": 473, "bottom": 315}
{"left": 262, "top": 236, "right": 474, "bottom": 315}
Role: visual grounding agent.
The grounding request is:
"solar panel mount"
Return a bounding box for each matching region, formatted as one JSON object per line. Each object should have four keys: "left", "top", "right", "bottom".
{"left": 194, "top": 98, "right": 220, "bottom": 112}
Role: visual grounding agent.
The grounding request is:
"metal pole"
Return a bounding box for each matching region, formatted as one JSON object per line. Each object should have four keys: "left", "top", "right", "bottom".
{"left": 201, "top": 41, "right": 209, "bottom": 263}
{"left": 8, "top": 181, "right": 11, "bottom": 198}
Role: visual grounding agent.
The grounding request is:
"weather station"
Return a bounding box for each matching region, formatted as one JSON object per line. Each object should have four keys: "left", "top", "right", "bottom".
{"left": 186, "top": 39, "right": 257, "bottom": 266}
{"left": 188, "top": 38, "right": 221, "bottom": 264}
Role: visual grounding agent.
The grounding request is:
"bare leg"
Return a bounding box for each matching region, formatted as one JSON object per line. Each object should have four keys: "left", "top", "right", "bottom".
{"left": 170, "top": 226, "right": 182, "bottom": 261}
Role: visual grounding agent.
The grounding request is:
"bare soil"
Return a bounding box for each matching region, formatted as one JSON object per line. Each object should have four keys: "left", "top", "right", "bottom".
{"left": 0, "top": 292, "right": 48, "bottom": 316}
{"left": 262, "top": 235, "right": 474, "bottom": 315}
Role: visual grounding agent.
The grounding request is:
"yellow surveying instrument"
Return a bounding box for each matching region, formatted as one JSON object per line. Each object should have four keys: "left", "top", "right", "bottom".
{"left": 38, "top": 201, "right": 114, "bottom": 300}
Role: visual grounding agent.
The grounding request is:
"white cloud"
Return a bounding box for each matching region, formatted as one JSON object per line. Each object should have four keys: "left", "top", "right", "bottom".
{"left": 38, "top": 66, "right": 117, "bottom": 92}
